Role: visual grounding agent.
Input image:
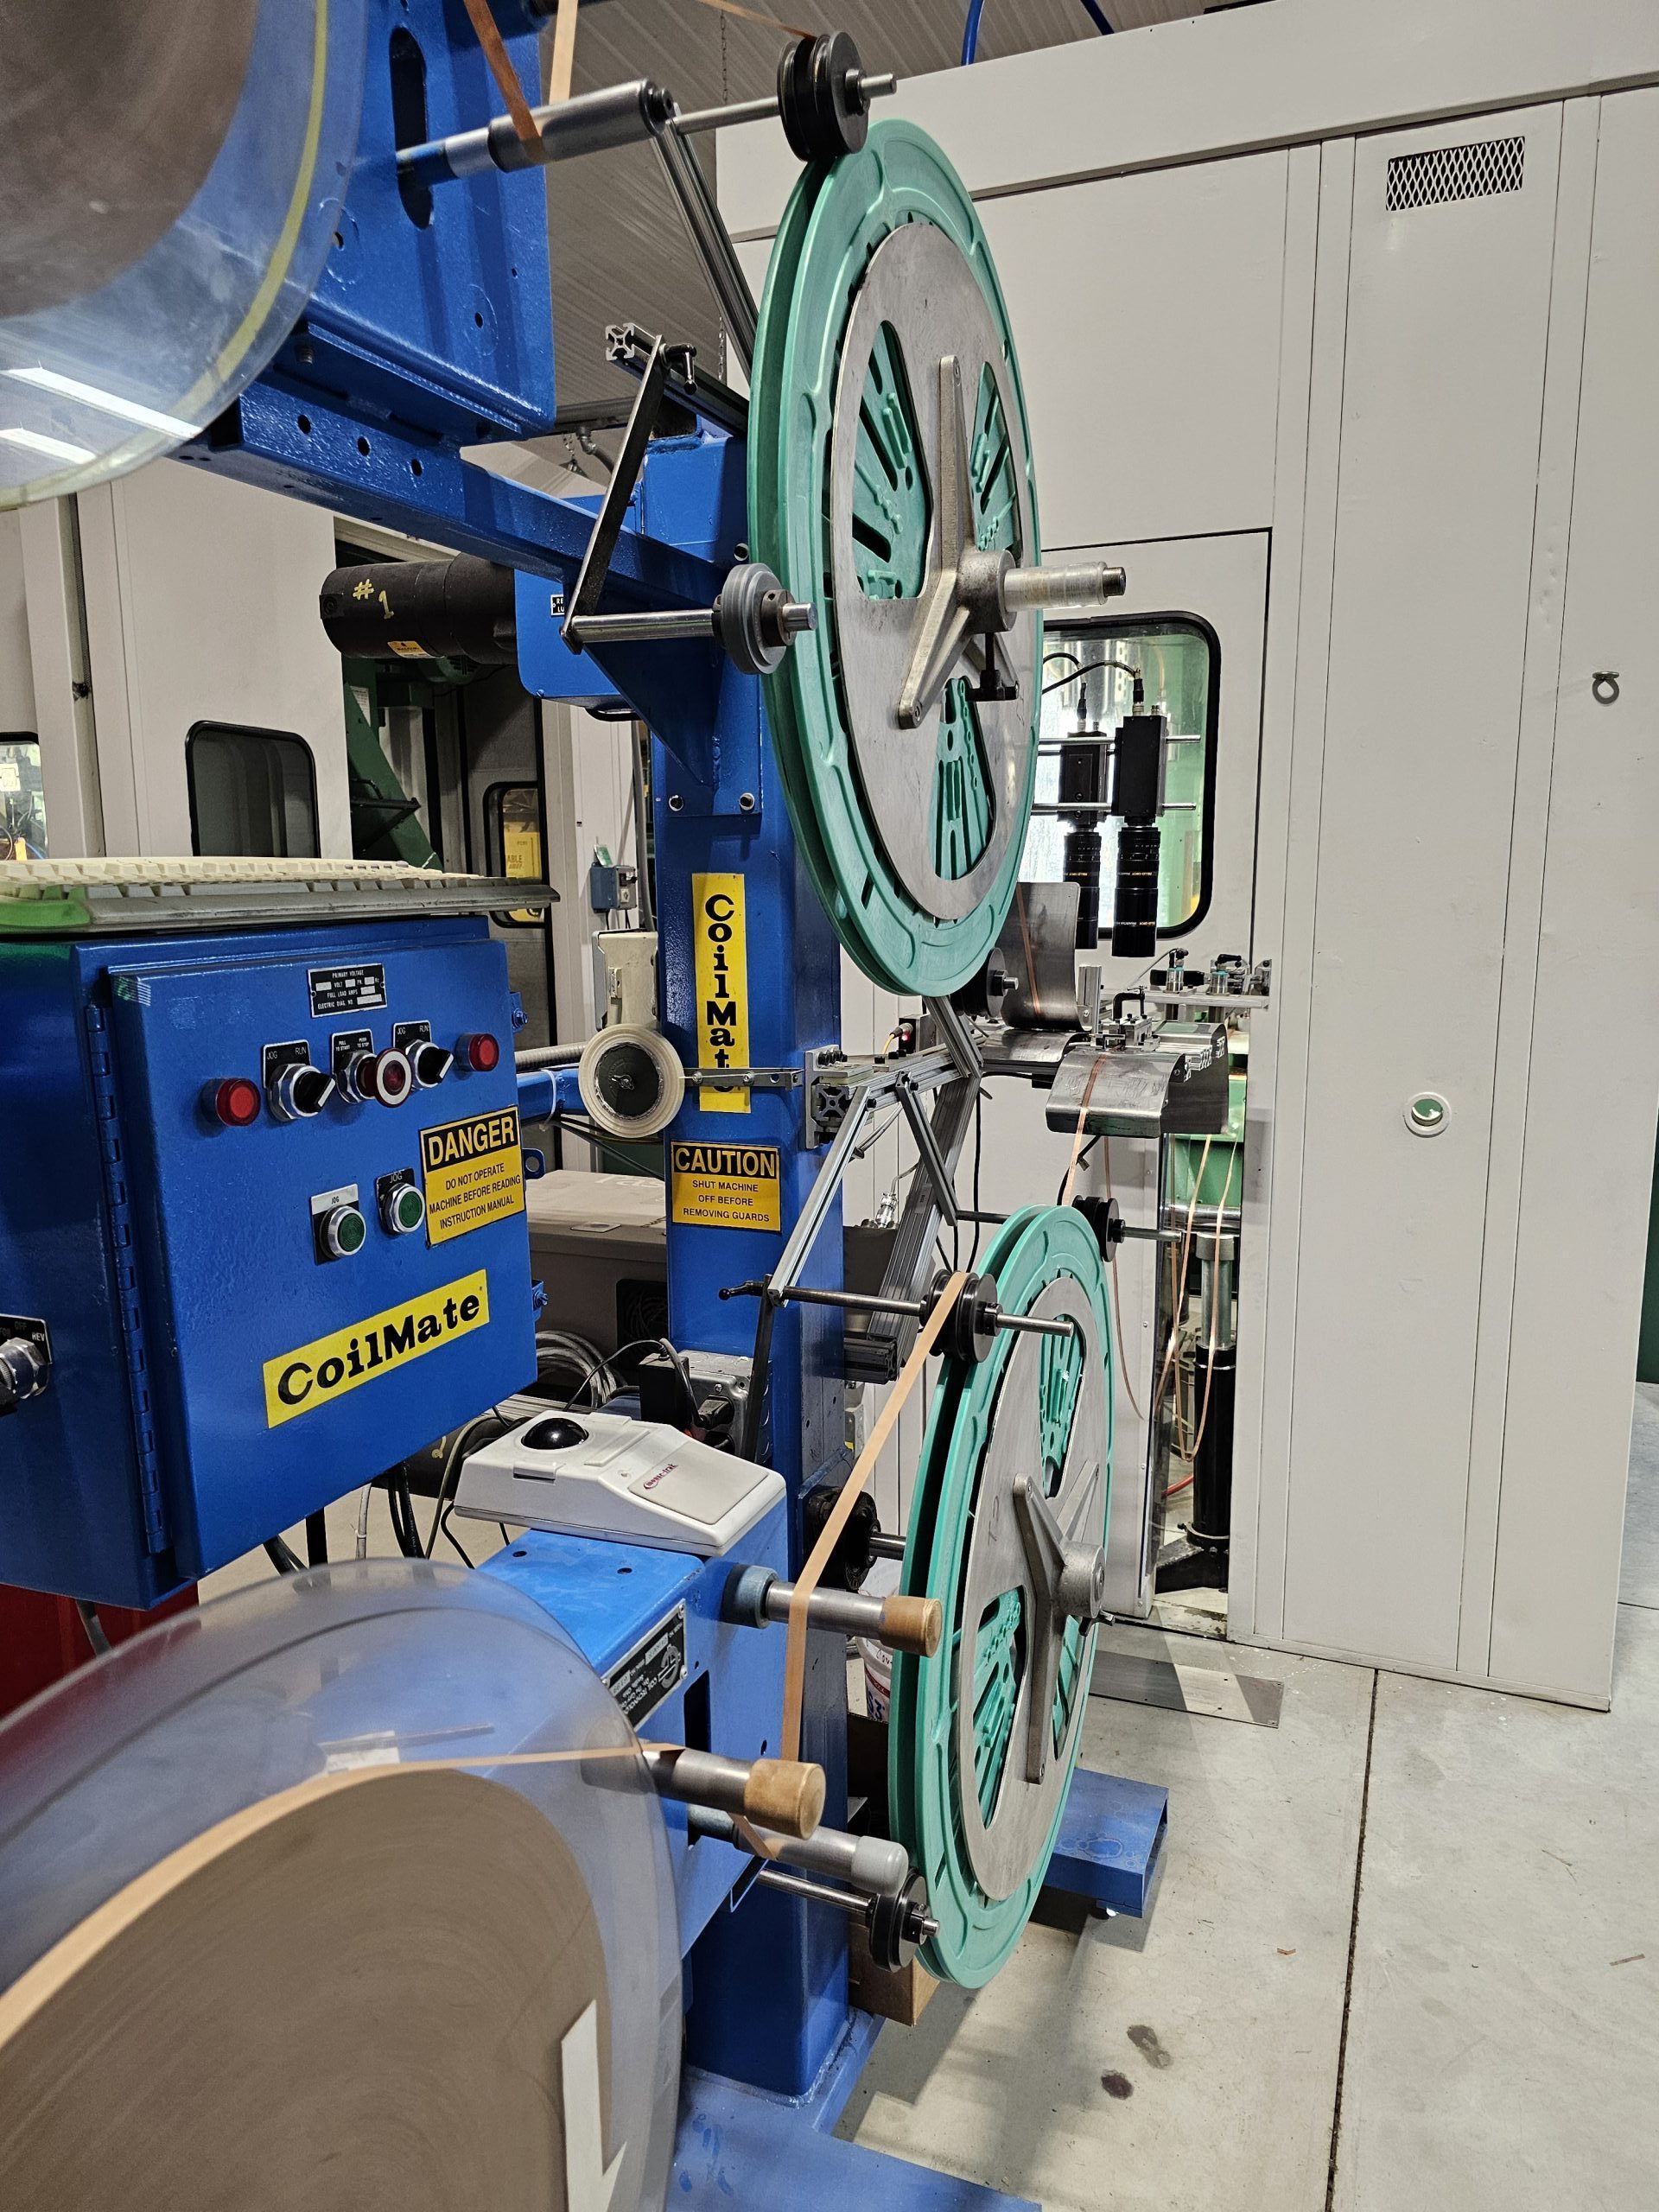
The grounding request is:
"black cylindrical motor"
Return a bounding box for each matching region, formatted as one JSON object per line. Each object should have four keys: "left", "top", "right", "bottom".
{"left": 1188, "top": 1344, "right": 1236, "bottom": 1554}
{"left": 1058, "top": 737, "right": 1104, "bottom": 946}
{"left": 318, "top": 556, "right": 518, "bottom": 665}
{"left": 1110, "top": 820, "right": 1162, "bottom": 957}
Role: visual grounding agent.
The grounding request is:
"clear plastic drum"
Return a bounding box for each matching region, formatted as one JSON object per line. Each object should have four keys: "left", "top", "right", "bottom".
{"left": 0, "top": 0, "right": 367, "bottom": 508}
{"left": 0, "top": 1562, "right": 679, "bottom": 2212}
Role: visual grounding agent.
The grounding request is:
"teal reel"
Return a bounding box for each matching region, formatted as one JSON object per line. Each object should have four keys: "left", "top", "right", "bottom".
{"left": 889, "top": 1207, "right": 1114, "bottom": 1987}
{"left": 747, "top": 120, "right": 1045, "bottom": 998}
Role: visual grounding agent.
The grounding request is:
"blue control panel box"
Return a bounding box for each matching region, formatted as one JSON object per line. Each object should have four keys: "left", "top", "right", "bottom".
{"left": 0, "top": 908, "right": 536, "bottom": 1606}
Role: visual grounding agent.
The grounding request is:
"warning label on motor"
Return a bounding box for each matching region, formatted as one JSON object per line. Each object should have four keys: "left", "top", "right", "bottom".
{"left": 670, "top": 1140, "right": 781, "bottom": 1232}
{"left": 419, "top": 1107, "right": 524, "bottom": 1246}
{"left": 692, "top": 872, "right": 750, "bottom": 1116}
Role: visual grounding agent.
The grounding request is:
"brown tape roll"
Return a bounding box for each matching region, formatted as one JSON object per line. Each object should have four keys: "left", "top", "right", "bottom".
{"left": 741, "top": 1758, "right": 825, "bottom": 1840}
{"left": 880, "top": 1594, "right": 944, "bottom": 1659}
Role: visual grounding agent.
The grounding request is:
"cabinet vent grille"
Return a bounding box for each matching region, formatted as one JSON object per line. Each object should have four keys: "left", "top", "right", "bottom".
{"left": 1387, "top": 137, "right": 1525, "bottom": 213}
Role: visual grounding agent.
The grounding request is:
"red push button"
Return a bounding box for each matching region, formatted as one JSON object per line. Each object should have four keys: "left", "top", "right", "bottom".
{"left": 460, "top": 1031, "right": 500, "bottom": 1072}
{"left": 359, "top": 1048, "right": 414, "bottom": 1107}
{"left": 207, "top": 1076, "right": 261, "bottom": 1128}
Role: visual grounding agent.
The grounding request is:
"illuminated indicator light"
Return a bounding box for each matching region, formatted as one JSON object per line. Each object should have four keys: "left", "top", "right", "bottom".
{"left": 207, "top": 1077, "right": 262, "bottom": 1128}
{"left": 359, "top": 1048, "right": 413, "bottom": 1106}
{"left": 461, "top": 1032, "right": 500, "bottom": 1072}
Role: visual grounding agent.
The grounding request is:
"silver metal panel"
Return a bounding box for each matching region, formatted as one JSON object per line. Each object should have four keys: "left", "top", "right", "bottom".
{"left": 1281, "top": 106, "right": 1564, "bottom": 1669}
{"left": 979, "top": 156, "right": 1290, "bottom": 546}
{"left": 1488, "top": 87, "right": 1659, "bottom": 1701}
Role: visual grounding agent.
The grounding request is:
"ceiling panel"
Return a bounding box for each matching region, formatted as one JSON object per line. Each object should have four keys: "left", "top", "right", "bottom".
{"left": 539, "top": 0, "right": 1211, "bottom": 425}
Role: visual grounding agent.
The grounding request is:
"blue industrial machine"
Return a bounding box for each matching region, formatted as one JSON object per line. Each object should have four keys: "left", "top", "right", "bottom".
{"left": 0, "top": 882, "right": 537, "bottom": 1607}
{"left": 0, "top": 8, "right": 1173, "bottom": 2208}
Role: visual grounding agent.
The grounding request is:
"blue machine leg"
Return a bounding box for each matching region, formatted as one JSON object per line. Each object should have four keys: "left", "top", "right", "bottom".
{"left": 672, "top": 2015, "right": 1038, "bottom": 2211}
{"left": 1044, "top": 1765, "right": 1170, "bottom": 1916}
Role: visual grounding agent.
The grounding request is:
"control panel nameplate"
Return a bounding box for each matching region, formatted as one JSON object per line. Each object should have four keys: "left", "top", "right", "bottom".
{"left": 308, "top": 963, "right": 387, "bottom": 1018}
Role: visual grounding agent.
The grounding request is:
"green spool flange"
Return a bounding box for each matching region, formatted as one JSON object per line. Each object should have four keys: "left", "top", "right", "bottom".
{"left": 748, "top": 120, "right": 1043, "bottom": 997}
{"left": 889, "top": 1205, "right": 1114, "bottom": 1986}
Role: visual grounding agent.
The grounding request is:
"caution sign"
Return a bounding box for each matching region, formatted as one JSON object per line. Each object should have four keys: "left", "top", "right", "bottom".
{"left": 264, "top": 1273, "right": 489, "bottom": 1427}
{"left": 419, "top": 1107, "right": 525, "bottom": 1247}
{"left": 693, "top": 872, "right": 750, "bottom": 1116}
{"left": 670, "top": 1140, "right": 781, "bottom": 1232}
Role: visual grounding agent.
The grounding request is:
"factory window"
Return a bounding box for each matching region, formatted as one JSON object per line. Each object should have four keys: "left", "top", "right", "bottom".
{"left": 187, "top": 723, "right": 320, "bottom": 859}
{"left": 1020, "top": 615, "right": 1217, "bottom": 942}
{"left": 0, "top": 735, "right": 48, "bottom": 856}
{"left": 483, "top": 779, "right": 544, "bottom": 927}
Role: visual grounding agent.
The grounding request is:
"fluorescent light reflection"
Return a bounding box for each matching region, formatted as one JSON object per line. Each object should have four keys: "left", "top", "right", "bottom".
{"left": 6, "top": 365, "right": 197, "bottom": 440}
{"left": 1, "top": 425, "right": 96, "bottom": 464}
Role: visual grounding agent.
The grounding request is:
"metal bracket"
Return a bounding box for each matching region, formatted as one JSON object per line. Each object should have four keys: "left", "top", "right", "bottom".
{"left": 684, "top": 1065, "right": 803, "bottom": 1093}
{"left": 1013, "top": 1468, "right": 1107, "bottom": 1785}
{"left": 609, "top": 321, "right": 747, "bottom": 439}
{"left": 563, "top": 331, "right": 672, "bottom": 649}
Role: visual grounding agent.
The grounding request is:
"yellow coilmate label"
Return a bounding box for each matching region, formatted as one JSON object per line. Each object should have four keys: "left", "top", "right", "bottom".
{"left": 692, "top": 872, "right": 750, "bottom": 1115}
{"left": 263, "top": 1272, "right": 490, "bottom": 1427}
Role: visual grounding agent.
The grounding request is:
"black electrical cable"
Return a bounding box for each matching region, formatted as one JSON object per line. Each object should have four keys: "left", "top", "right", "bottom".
{"left": 1040, "top": 658, "right": 1145, "bottom": 698}
{"left": 737, "top": 1296, "right": 777, "bottom": 1465}
{"left": 424, "top": 1411, "right": 511, "bottom": 1559}
{"left": 564, "top": 1336, "right": 693, "bottom": 1414}
{"left": 556, "top": 1114, "right": 667, "bottom": 1179}
{"left": 265, "top": 1535, "right": 303, "bottom": 1576}
{"left": 75, "top": 1599, "right": 111, "bottom": 1656}
{"left": 305, "top": 1510, "right": 328, "bottom": 1567}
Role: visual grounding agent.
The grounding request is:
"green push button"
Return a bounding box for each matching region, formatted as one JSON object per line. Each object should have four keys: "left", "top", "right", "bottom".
{"left": 382, "top": 1181, "right": 427, "bottom": 1237}
{"left": 323, "top": 1204, "right": 367, "bottom": 1259}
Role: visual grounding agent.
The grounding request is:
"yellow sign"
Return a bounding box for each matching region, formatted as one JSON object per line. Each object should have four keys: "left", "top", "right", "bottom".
{"left": 692, "top": 871, "right": 749, "bottom": 1116}
{"left": 419, "top": 1108, "right": 525, "bottom": 1246}
{"left": 264, "top": 1273, "right": 489, "bottom": 1427}
{"left": 670, "top": 1141, "right": 781, "bottom": 1232}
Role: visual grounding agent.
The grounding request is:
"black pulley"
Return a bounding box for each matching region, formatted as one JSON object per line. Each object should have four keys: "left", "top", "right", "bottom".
{"left": 778, "top": 32, "right": 872, "bottom": 162}
{"left": 923, "top": 1269, "right": 1001, "bottom": 1363}
{"left": 802, "top": 1482, "right": 880, "bottom": 1592}
{"left": 1071, "top": 1194, "right": 1124, "bottom": 1265}
{"left": 318, "top": 556, "right": 518, "bottom": 665}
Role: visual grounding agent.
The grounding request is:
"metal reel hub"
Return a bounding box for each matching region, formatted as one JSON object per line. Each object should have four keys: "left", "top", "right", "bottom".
{"left": 748, "top": 122, "right": 1044, "bottom": 996}
{"left": 889, "top": 1206, "right": 1114, "bottom": 1986}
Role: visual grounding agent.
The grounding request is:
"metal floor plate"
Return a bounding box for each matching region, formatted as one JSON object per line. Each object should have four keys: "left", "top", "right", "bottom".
{"left": 1090, "top": 1646, "right": 1283, "bottom": 1727}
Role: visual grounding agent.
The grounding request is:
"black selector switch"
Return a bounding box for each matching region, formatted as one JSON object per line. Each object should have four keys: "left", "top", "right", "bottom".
{"left": 268, "top": 1062, "right": 338, "bottom": 1122}
{"left": 523, "top": 1416, "right": 588, "bottom": 1452}
{"left": 411, "top": 1041, "right": 455, "bottom": 1088}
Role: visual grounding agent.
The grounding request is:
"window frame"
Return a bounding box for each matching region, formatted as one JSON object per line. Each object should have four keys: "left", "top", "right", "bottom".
{"left": 1031, "top": 607, "right": 1222, "bottom": 944}
{"left": 185, "top": 720, "right": 321, "bottom": 861}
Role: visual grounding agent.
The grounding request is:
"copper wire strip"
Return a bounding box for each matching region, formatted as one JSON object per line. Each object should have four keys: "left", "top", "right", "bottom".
{"left": 546, "top": 0, "right": 580, "bottom": 105}
{"left": 779, "top": 1272, "right": 968, "bottom": 1764}
{"left": 458, "top": 0, "right": 541, "bottom": 144}
{"left": 1058, "top": 1052, "right": 1109, "bottom": 1208}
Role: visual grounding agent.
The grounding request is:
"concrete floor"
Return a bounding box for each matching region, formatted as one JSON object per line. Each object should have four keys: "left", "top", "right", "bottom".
{"left": 837, "top": 1387, "right": 1659, "bottom": 2211}
{"left": 200, "top": 1393, "right": 1659, "bottom": 2209}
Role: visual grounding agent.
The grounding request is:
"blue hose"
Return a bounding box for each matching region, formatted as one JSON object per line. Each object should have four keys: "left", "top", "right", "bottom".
{"left": 963, "top": 0, "right": 1113, "bottom": 67}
